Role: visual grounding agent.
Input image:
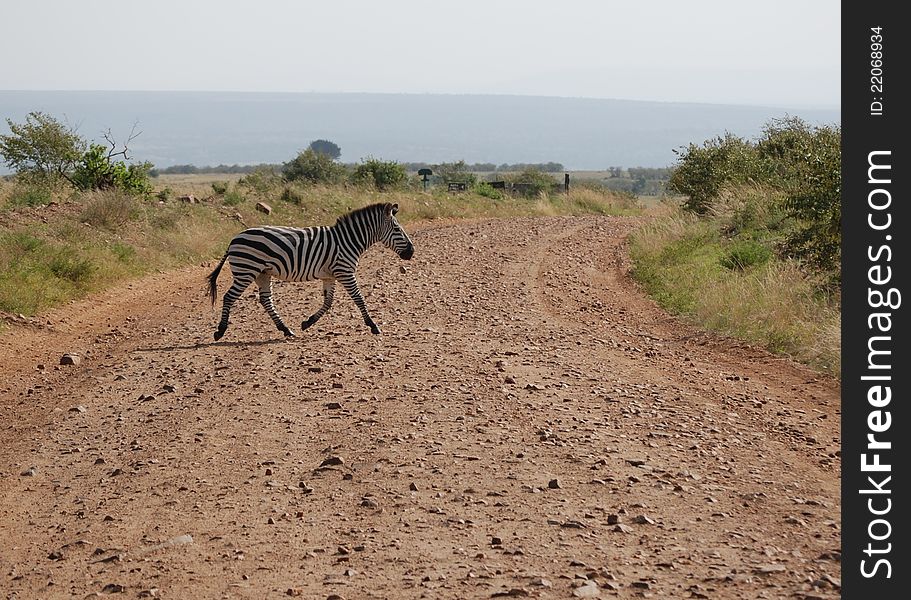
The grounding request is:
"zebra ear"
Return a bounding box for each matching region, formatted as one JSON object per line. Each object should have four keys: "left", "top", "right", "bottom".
{"left": 390, "top": 203, "right": 399, "bottom": 216}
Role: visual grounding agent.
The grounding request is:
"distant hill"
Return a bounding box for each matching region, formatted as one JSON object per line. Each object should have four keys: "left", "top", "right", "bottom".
{"left": 0, "top": 91, "right": 839, "bottom": 172}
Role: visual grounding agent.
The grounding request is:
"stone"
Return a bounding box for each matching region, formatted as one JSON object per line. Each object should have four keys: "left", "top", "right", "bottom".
{"left": 572, "top": 581, "right": 600, "bottom": 597}
{"left": 318, "top": 456, "right": 344, "bottom": 468}
{"left": 60, "top": 353, "right": 82, "bottom": 366}
{"left": 255, "top": 202, "right": 272, "bottom": 214}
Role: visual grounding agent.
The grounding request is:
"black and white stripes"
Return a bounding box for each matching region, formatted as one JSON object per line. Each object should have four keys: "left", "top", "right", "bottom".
{"left": 207, "top": 202, "right": 414, "bottom": 340}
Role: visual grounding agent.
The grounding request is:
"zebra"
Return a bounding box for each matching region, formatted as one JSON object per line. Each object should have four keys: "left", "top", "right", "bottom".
{"left": 207, "top": 202, "right": 414, "bottom": 340}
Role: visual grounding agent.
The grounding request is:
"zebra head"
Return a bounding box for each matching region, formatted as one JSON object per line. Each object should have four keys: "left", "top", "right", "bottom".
{"left": 379, "top": 203, "right": 414, "bottom": 260}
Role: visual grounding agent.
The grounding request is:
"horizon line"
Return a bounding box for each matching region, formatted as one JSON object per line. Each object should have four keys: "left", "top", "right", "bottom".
{"left": 0, "top": 88, "right": 841, "bottom": 112}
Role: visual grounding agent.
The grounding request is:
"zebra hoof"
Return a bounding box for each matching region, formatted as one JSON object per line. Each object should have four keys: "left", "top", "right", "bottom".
{"left": 281, "top": 328, "right": 295, "bottom": 338}
{"left": 301, "top": 318, "right": 315, "bottom": 331}
{"left": 369, "top": 324, "right": 381, "bottom": 335}
{"left": 214, "top": 330, "right": 225, "bottom": 341}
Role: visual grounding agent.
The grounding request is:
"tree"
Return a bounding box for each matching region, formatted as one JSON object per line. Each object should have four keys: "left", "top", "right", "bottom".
{"left": 0, "top": 112, "right": 85, "bottom": 182}
{"left": 307, "top": 139, "right": 341, "bottom": 160}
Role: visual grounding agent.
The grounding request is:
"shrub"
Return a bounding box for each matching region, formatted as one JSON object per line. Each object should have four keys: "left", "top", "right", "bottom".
{"left": 239, "top": 167, "right": 281, "bottom": 194}
{"left": 352, "top": 158, "right": 407, "bottom": 190}
{"left": 211, "top": 181, "right": 228, "bottom": 195}
{"left": 508, "top": 168, "right": 559, "bottom": 197}
{"left": 475, "top": 182, "right": 503, "bottom": 200}
{"left": 72, "top": 144, "right": 153, "bottom": 195}
{"left": 720, "top": 239, "right": 773, "bottom": 271}
{"left": 668, "top": 133, "right": 763, "bottom": 214}
{"left": 156, "top": 187, "right": 173, "bottom": 202}
{"left": 434, "top": 160, "right": 477, "bottom": 186}
{"left": 282, "top": 149, "right": 346, "bottom": 185}
{"left": 759, "top": 118, "right": 841, "bottom": 274}
{"left": 223, "top": 190, "right": 245, "bottom": 206}
{"left": 669, "top": 118, "right": 841, "bottom": 281}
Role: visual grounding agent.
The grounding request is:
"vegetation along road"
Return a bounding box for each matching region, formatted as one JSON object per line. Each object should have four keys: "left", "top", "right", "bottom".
{"left": 0, "top": 215, "right": 839, "bottom": 599}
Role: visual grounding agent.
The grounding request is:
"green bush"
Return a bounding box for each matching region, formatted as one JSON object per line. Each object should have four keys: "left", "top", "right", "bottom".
{"left": 72, "top": 144, "right": 153, "bottom": 195}
{"left": 759, "top": 118, "right": 841, "bottom": 274}
{"left": 669, "top": 118, "right": 841, "bottom": 280}
{"left": 720, "top": 239, "right": 772, "bottom": 271}
{"left": 282, "top": 149, "right": 347, "bottom": 185}
{"left": 239, "top": 167, "right": 281, "bottom": 194}
{"left": 474, "top": 182, "right": 503, "bottom": 200}
{"left": 434, "top": 160, "right": 478, "bottom": 186}
{"left": 211, "top": 181, "right": 228, "bottom": 195}
{"left": 352, "top": 158, "right": 407, "bottom": 191}
{"left": 508, "top": 168, "right": 559, "bottom": 197}
{"left": 223, "top": 190, "right": 245, "bottom": 206}
{"left": 668, "top": 133, "right": 763, "bottom": 214}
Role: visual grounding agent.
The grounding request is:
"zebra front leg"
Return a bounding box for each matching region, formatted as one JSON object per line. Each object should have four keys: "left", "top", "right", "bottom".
{"left": 337, "top": 272, "right": 380, "bottom": 334}
{"left": 302, "top": 279, "right": 335, "bottom": 331}
{"left": 256, "top": 272, "right": 294, "bottom": 338}
{"left": 214, "top": 273, "right": 255, "bottom": 340}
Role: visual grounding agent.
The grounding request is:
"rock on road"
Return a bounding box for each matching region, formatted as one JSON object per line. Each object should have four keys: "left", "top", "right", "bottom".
{"left": 0, "top": 216, "right": 840, "bottom": 599}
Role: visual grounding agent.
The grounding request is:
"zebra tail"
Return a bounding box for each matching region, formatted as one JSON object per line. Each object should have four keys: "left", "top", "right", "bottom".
{"left": 207, "top": 253, "right": 229, "bottom": 307}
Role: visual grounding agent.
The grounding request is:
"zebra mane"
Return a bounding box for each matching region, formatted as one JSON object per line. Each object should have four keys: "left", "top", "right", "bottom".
{"left": 334, "top": 203, "right": 393, "bottom": 227}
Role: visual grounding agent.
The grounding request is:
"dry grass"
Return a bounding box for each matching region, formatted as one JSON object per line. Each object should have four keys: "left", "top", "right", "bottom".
{"left": 1, "top": 175, "right": 637, "bottom": 319}
{"left": 629, "top": 207, "right": 840, "bottom": 375}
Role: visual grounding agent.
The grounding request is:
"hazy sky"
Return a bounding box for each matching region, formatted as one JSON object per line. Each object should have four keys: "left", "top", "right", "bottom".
{"left": 1, "top": 0, "right": 839, "bottom": 108}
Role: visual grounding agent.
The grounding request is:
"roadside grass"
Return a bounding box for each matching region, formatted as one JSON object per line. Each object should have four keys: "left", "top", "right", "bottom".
{"left": 0, "top": 174, "right": 638, "bottom": 322}
{"left": 629, "top": 192, "right": 840, "bottom": 375}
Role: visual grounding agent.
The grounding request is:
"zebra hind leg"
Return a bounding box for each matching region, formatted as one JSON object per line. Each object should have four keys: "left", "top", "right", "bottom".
{"left": 302, "top": 279, "right": 335, "bottom": 331}
{"left": 214, "top": 272, "right": 255, "bottom": 341}
{"left": 256, "top": 273, "right": 294, "bottom": 338}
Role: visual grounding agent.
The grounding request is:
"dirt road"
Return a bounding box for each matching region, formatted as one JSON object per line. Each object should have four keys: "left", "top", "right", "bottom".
{"left": 0, "top": 216, "right": 840, "bottom": 599}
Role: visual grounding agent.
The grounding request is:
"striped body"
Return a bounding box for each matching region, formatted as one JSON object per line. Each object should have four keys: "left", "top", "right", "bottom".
{"left": 226, "top": 226, "right": 336, "bottom": 283}
{"left": 208, "top": 202, "right": 414, "bottom": 340}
